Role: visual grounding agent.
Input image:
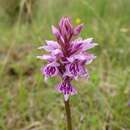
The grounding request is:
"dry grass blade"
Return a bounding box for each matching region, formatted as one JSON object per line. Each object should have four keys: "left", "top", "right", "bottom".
{"left": 21, "top": 121, "right": 42, "bottom": 130}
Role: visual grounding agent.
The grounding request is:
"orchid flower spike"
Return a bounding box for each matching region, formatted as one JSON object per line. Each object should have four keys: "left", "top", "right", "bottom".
{"left": 37, "top": 17, "right": 97, "bottom": 101}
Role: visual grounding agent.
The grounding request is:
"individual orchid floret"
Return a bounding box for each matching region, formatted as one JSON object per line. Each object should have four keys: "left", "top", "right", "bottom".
{"left": 37, "top": 16, "right": 97, "bottom": 101}
{"left": 41, "top": 62, "right": 59, "bottom": 80}
{"left": 56, "top": 78, "right": 77, "bottom": 101}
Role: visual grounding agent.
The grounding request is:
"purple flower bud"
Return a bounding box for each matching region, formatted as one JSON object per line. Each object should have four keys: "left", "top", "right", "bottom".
{"left": 73, "top": 24, "right": 84, "bottom": 35}
{"left": 58, "top": 17, "right": 74, "bottom": 42}
{"left": 52, "top": 25, "right": 60, "bottom": 38}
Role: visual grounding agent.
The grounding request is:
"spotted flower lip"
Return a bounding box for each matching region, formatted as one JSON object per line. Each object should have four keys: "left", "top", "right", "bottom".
{"left": 41, "top": 62, "right": 60, "bottom": 79}
{"left": 56, "top": 80, "right": 77, "bottom": 101}
{"left": 37, "top": 16, "right": 97, "bottom": 101}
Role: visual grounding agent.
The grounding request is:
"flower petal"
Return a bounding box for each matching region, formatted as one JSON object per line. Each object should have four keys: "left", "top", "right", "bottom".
{"left": 46, "top": 40, "right": 60, "bottom": 48}
{"left": 85, "top": 53, "right": 96, "bottom": 64}
{"left": 70, "top": 86, "right": 77, "bottom": 95}
{"left": 82, "top": 38, "right": 98, "bottom": 51}
{"left": 70, "top": 38, "right": 97, "bottom": 54}
{"left": 52, "top": 25, "right": 65, "bottom": 44}
{"left": 67, "top": 53, "right": 96, "bottom": 64}
{"left": 37, "top": 55, "right": 55, "bottom": 62}
{"left": 64, "top": 94, "right": 69, "bottom": 101}
{"left": 52, "top": 25, "right": 60, "bottom": 38}
{"left": 39, "top": 40, "right": 60, "bottom": 52}
{"left": 51, "top": 49, "right": 63, "bottom": 57}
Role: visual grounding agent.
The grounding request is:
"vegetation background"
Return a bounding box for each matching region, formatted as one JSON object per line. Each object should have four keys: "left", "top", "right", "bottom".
{"left": 0, "top": 0, "right": 130, "bottom": 130}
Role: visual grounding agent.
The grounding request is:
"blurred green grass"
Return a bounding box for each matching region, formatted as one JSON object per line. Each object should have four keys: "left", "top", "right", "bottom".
{"left": 0, "top": 0, "right": 130, "bottom": 130}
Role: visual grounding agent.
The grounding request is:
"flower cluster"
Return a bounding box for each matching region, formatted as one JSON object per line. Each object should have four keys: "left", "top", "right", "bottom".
{"left": 37, "top": 17, "right": 97, "bottom": 101}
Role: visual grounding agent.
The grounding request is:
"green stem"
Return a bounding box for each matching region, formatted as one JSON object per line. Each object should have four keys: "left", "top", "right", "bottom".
{"left": 64, "top": 99, "right": 72, "bottom": 130}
